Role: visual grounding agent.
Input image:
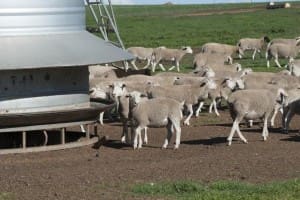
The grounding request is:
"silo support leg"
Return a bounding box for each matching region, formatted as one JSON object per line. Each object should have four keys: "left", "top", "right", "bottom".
{"left": 22, "top": 131, "right": 26, "bottom": 149}
{"left": 43, "top": 130, "right": 48, "bottom": 146}
{"left": 86, "top": 125, "right": 90, "bottom": 139}
{"left": 61, "top": 128, "right": 65, "bottom": 145}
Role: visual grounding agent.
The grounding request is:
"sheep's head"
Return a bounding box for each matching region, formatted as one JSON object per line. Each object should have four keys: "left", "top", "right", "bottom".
{"left": 263, "top": 36, "right": 271, "bottom": 43}
{"left": 276, "top": 88, "right": 289, "bottom": 106}
{"left": 224, "top": 77, "right": 245, "bottom": 90}
{"left": 89, "top": 87, "right": 108, "bottom": 100}
{"left": 182, "top": 46, "right": 193, "bottom": 54}
{"left": 234, "top": 63, "right": 242, "bottom": 72}
{"left": 110, "top": 82, "right": 126, "bottom": 100}
{"left": 126, "top": 91, "right": 148, "bottom": 107}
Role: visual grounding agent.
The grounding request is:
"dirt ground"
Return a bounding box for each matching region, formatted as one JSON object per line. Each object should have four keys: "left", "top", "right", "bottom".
{"left": 1, "top": 108, "right": 300, "bottom": 200}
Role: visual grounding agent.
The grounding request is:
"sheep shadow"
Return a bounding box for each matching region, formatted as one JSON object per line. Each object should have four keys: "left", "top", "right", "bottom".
{"left": 280, "top": 135, "right": 300, "bottom": 142}
{"left": 182, "top": 137, "right": 227, "bottom": 146}
{"left": 100, "top": 139, "right": 132, "bottom": 150}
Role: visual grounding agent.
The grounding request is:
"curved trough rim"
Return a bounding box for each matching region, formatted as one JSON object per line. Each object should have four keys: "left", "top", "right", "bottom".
{"left": 0, "top": 101, "right": 115, "bottom": 154}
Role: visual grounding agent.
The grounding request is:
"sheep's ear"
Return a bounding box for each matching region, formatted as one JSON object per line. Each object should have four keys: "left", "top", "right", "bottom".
{"left": 200, "top": 82, "right": 206, "bottom": 87}
{"left": 122, "top": 84, "right": 126, "bottom": 89}
{"left": 109, "top": 84, "right": 113, "bottom": 88}
{"left": 140, "top": 93, "right": 147, "bottom": 98}
{"left": 264, "top": 36, "right": 270, "bottom": 43}
{"left": 125, "top": 94, "right": 131, "bottom": 98}
{"left": 182, "top": 47, "right": 187, "bottom": 50}
{"left": 89, "top": 89, "right": 95, "bottom": 94}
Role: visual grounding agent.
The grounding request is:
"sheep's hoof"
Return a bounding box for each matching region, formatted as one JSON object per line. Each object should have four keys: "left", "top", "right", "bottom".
{"left": 162, "top": 145, "right": 167, "bottom": 149}
{"left": 282, "top": 129, "right": 289, "bottom": 134}
{"left": 243, "top": 140, "right": 248, "bottom": 144}
{"left": 227, "top": 141, "right": 232, "bottom": 146}
{"left": 183, "top": 121, "right": 190, "bottom": 126}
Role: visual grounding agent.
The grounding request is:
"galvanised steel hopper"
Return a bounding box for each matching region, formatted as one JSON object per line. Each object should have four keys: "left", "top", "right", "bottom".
{"left": 0, "top": 0, "right": 133, "bottom": 153}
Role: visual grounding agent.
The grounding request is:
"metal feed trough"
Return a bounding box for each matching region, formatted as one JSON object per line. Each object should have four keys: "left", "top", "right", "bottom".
{"left": 0, "top": 0, "right": 133, "bottom": 154}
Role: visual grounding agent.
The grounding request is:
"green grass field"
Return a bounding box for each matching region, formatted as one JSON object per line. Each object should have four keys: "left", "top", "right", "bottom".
{"left": 132, "top": 179, "right": 300, "bottom": 200}
{"left": 86, "top": 2, "right": 300, "bottom": 72}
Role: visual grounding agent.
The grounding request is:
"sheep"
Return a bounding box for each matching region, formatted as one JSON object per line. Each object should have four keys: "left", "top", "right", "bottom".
{"left": 125, "top": 91, "right": 184, "bottom": 149}
{"left": 201, "top": 43, "right": 241, "bottom": 64}
{"left": 287, "top": 58, "right": 300, "bottom": 77}
{"left": 146, "top": 79, "right": 216, "bottom": 125}
{"left": 281, "top": 88, "right": 300, "bottom": 133}
{"left": 237, "top": 36, "right": 270, "bottom": 60}
{"left": 266, "top": 38, "right": 300, "bottom": 67}
{"left": 225, "top": 88, "right": 288, "bottom": 146}
{"left": 126, "top": 47, "right": 154, "bottom": 70}
{"left": 151, "top": 46, "right": 193, "bottom": 72}
{"left": 121, "top": 74, "right": 177, "bottom": 86}
{"left": 89, "top": 65, "right": 118, "bottom": 80}
{"left": 193, "top": 52, "right": 230, "bottom": 69}
{"left": 266, "top": 41, "right": 300, "bottom": 68}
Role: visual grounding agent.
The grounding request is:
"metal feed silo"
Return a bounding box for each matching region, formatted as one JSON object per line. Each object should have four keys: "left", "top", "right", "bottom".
{"left": 0, "top": 0, "right": 133, "bottom": 153}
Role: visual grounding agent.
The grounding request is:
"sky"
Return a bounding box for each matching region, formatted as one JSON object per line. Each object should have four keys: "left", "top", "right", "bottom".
{"left": 110, "top": 0, "right": 295, "bottom": 4}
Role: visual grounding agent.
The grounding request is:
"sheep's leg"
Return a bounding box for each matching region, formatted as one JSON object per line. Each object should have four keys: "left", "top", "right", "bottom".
{"left": 124, "top": 61, "right": 129, "bottom": 71}
{"left": 282, "top": 108, "right": 295, "bottom": 134}
{"left": 267, "top": 59, "right": 270, "bottom": 68}
{"left": 228, "top": 119, "right": 238, "bottom": 146}
{"left": 159, "top": 63, "right": 166, "bottom": 71}
{"left": 162, "top": 122, "right": 173, "bottom": 149}
{"left": 138, "top": 127, "right": 143, "bottom": 149}
{"left": 133, "top": 126, "right": 142, "bottom": 150}
{"left": 183, "top": 104, "right": 193, "bottom": 126}
{"left": 209, "top": 102, "right": 213, "bottom": 113}
{"left": 143, "top": 59, "right": 151, "bottom": 69}
{"left": 228, "top": 56, "right": 233, "bottom": 64}
{"left": 252, "top": 49, "right": 257, "bottom": 60}
{"left": 236, "top": 122, "right": 248, "bottom": 144}
{"left": 262, "top": 115, "right": 269, "bottom": 141}
{"left": 80, "top": 125, "right": 86, "bottom": 133}
{"left": 151, "top": 62, "right": 157, "bottom": 72}
{"left": 270, "top": 104, "right": 281, "bottom": 127}
{"left": 173, "top": 121, "right": 181, "bottom": 149}
{"left": 121, "top": 120, "right": 128, "bottom": 144}
{"left": 274, "top": 56, "right": 282, "bottom": 68}
{"left": 228, "top": 115, "right": 244, "bottom": 146}
{"left": 176, "top": 61, "right": 180, "bottom": 72}
{"left": 195, "top": 101, "right": 204, "bottom": 117}
{"left": 249, "top": 120, "right": 253, "bottom": 127}
{"left": 144, "top": 127, "right": 148, "bottom": 144}
{"left": 130, "top": 60, "right": 139, "bottom": 70}
{"left": 99, "top": 112, "right": 104, "bottom": 125}
{"left": 212, "top": 99, "right": 220, "bottom": 116}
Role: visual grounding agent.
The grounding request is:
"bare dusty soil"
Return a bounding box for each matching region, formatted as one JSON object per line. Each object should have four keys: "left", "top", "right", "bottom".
{"left": 1, "top": 109, "right": 300, "bottom": 200}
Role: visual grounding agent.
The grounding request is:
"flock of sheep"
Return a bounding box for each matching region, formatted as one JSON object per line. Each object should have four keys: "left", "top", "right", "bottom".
{"left": 89, "top": 36, "right": 300, "bottom": 149}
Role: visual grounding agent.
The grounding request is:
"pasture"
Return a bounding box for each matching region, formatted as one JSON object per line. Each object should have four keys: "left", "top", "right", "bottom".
{"left": 1, "top": 3, "right": 300, "bottom": 200}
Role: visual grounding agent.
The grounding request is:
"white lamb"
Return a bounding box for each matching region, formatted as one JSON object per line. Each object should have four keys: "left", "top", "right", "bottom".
{"left": 151, "top": 46, "right": 193, "bottom": 72}
{"left": 237, "top": 36, "right": 270, "bottom": 60}
{"left": 201, "top": 43, "right": 241, "bottom": 64}
{"left": 126, "top": 91, "right": 184, "bottom": 149}
{"left": 266, "top": 41, "right": 300, "bottom": 68}
{"left": 126, "top": 47, "right": 154, "bottom": 70}
{"left": 226, "top": 88, "right": 288, "bottom": 146}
